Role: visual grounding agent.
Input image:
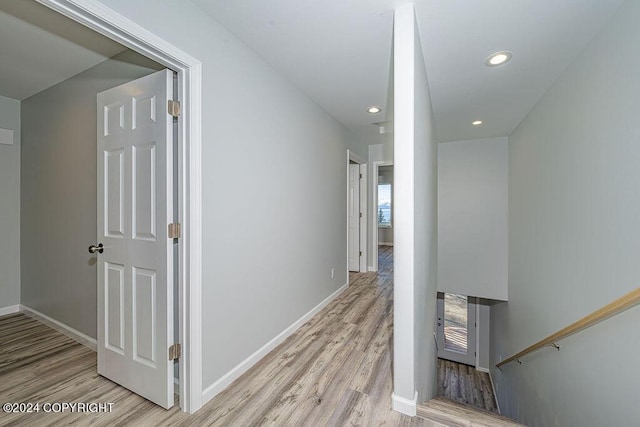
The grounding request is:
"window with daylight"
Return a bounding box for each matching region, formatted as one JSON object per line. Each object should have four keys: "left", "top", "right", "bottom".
{"left": 378, "top": 183, "right": 392, "bottom": 227}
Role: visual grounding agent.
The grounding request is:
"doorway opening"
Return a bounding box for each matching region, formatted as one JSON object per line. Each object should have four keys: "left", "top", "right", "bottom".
{"left": 436, "top": 292, "right": 477, "bottom": 366}
{"left": 0, "top": 0, "right": 203, "bottom": 413}
{"left": 371, "top": 161, "right": 393, "bottom": 272}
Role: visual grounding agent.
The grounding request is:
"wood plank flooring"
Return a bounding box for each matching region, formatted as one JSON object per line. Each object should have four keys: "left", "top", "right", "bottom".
{"left": 436, "top": 359, "right": 498, "bottom": 413}
{"left": 417, "top": 397, "right": 525, "bottom": 427}
{"left": 0, "top": 246, "right": 441, "bottom": 426}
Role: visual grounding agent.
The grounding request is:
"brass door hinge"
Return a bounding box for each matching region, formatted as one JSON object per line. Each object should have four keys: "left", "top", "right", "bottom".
{"left": 169, "top": 343, "right": 181, "bottom": 361}
{"left": 168, "top": 100, "right": 181, "bottom": 117}
{"left": 168, "top": 223, "right": 181, "bottom": 239}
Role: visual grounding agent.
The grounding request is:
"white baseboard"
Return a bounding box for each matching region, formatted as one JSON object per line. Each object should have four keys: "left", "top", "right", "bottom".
{"left": 202, "top": 282, "right": 349, "bottom": 405}
{"left": 20, "top": 305, "right": 97, "bottom": 351}
{"left": 368, "top": 266, "right": 376, "bottom": 272}
{"left": 476, "top": 366, "right": 490, "bottom": 373}
{"left": 0, "top": 305, "right": 20, "bottom": 317}
{"left": 392, "top": 391, "right": 418, "bottom": 417}
{"left": 379, "top": 242, "right": 394, "bottom": 246}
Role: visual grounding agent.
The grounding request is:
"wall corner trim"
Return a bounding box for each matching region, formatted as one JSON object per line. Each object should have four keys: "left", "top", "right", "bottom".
{"left": 392, "top": 391, "right": 418, "bottom": 417}
{"left": 19, "top": 305, "right": 97, "bottom": 351}
{"left": 0, "top": 305, "right": 20, "bottom": 317}
{"left": 487, "top": 369, "right": 501, "bottom": 414}
{"left": 201, "top": 282, "right": 349, "bottom": 405}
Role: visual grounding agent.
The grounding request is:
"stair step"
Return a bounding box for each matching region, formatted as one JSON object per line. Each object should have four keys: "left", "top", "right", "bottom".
{"left": 417, "top": 397, "right": 526, "bottom": 427}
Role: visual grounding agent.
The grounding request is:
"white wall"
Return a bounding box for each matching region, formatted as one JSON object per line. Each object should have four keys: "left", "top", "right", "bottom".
{"left": 393, "top": 3, "right": 438, "bottom": 414}
{"left": 91, "top": 0, "right": 359, "bottom": 399}
{"left": 21, "top": 51, "right": 162, "bottom": 337}
{"left": 0, "top": 95, "right": 20, "bottom": 311}
{"left": 491, "top": 0, "right": 640, "bottom": 425}
{"left": 477, "top": 300, "right": 491, "bottom": 371}
{"left": 438, "top": 138, "right": 508, "bottom": 300}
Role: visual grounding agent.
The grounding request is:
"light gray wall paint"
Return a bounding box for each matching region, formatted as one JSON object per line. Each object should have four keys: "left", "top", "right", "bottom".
{"left": 393, "top": 4, "right": 438, "bottom": 405}
{"left": 438, "top": 138, "right": 508, "bottom": 300}
{"left": 412, "top": 11, "right": 438, "bottom": 401}
{"left": 477, "top": 300, "right": 490, "bottom": 371}
{"left": 378, "top": 228, "right": 393, "bottom": 244}
{"left": 21, "top": 50, "right": 161, "bottom": 337}
{"left": 491, "top": 1, "right": 640, "bottom": 425}
{"left": 0, "top": 95, "right": 20, "bottom": 309}
{"left": 378, "top": 165, "right": 394, "bottom": 182}
{"left": 378, "top": 165, "right": 393, "bottom": 244}
{"left": 93, "top": 0, "right": 357, "bottom": 390}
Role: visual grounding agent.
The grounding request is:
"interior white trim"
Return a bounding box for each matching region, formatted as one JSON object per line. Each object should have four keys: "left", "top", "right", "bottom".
{"left": 488, "top": 370, "right": 501, "bottom": 414}
{"left": 202, "top": 282, "right": 349, "bottom": 405}
{"left": 359, "top": 164, "right": 368, "bottom": 273}
{"left": 379, "top": 242, "right": 394, "bottom": 246}
{"left": 20, "top": 305, "right": 97, "bottom": 351}
{"left": 476, "top": 367, "right": 490, "bottom": 373}
{"left": 475, "top": 303, "right": 481, "bottom": 369}
{"left": 35, "top": 0, "right": 203, "bottom": 413}
{"left": 347, "top": 150, "right": 368, "bottom": 274}
{"left": 346, "top": 151, "right": 351, "bottom": 282}
{"left": 371, "top": 160, "right": 393, "bottom": 272}
{"left": 391, "top": 391, "right": 418, "bottom": 417}
{"left": 0, "top": 305, "right": 20, "bottom": 317}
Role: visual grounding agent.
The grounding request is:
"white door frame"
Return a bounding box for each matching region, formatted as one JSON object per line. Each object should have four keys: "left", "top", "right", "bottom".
{"left": 371, "top": 160, "right": 393, "bottom": 272}
{"left": 347, "top": 150, "right": 367, "bottom": 276}
{"left": 36, "top": 0, "right": 203, "bottom": 413}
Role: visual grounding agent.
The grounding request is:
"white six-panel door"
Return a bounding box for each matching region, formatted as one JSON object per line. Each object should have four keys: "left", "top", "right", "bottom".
{"left": 96, "top": 69, "right": 174, "bottom": 408}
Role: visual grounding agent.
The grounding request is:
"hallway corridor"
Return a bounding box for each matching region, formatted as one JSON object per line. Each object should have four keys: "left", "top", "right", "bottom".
{"left": 1, "top": 246, "right": 439, "bottom": 426}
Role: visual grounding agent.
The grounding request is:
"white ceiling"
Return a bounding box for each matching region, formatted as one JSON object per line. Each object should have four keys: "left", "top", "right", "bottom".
{"left": 0, "top": 0, "right": 126, "bottom": 101}
{"left": 193, "top": 0, "right": 624, "bottom": 144}
{"left": 1, "top": 0, "right": 624, "bottom": 142}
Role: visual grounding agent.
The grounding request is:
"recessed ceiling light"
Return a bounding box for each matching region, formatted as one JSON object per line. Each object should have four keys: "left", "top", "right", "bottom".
{"left": 485, "top": 51, "right": 512, "bottom": 67}
{"left": 472, "top": 120, "right": 483, "bottom": 126}
{"left": 367, "top": 106, "right": 382, "bottom": 114}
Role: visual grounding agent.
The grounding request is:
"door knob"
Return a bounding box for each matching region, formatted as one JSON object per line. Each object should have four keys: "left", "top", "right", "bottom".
{"left": 88, "top": 243, "right": 104, "bottom": 254}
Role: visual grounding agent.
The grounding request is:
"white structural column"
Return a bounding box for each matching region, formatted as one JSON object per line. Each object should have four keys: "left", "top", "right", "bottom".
{"left": 392, "top": 3, "right": 438, "bottom": 417}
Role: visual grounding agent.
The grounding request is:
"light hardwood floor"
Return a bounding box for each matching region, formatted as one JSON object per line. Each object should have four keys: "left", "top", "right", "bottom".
{"left": 436, "top": 359, "right": 498, "bottom": 413}
{"left": 418, "top": 397, "right": 525, "bottom": 427}
{"left": 417, "top": 360, "right": 525, "bottom": 426}
{"left": 0, "top": 246, "right": 442, "bottom": 426}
